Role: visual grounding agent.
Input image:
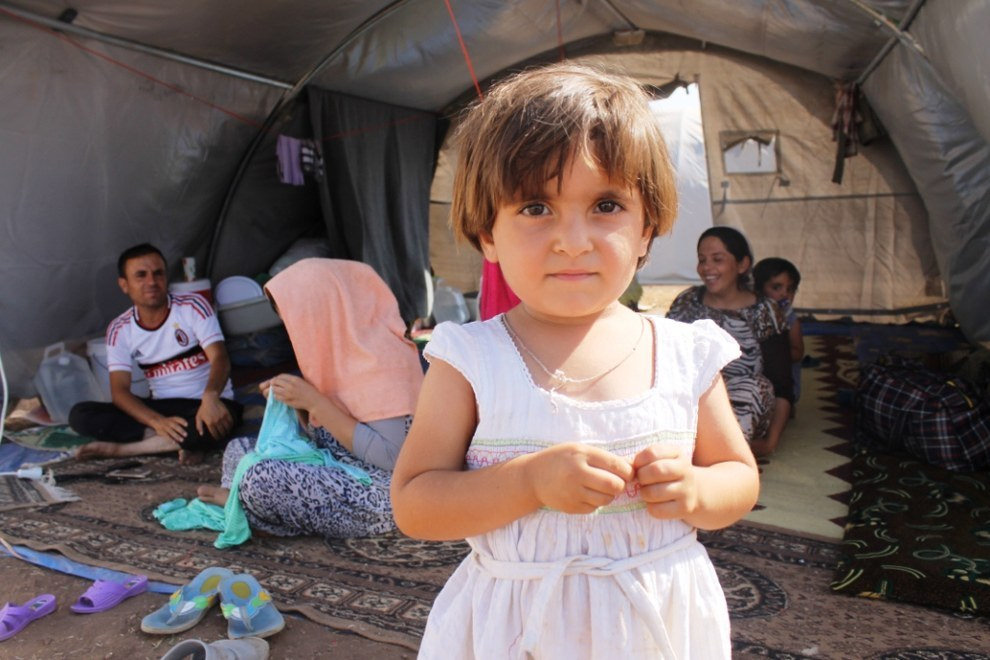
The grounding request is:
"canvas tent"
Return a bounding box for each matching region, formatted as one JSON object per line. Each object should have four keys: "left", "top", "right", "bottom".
{"left": 1, "top": 0, "right": 988, "bottom": 398}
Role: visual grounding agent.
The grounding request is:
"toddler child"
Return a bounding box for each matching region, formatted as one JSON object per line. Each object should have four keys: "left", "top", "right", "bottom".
{"left": 391, "top": 62, "right": 759, "bottom": 659}
{"left": 754, "top": 257, "right": 804, "bottom": 404}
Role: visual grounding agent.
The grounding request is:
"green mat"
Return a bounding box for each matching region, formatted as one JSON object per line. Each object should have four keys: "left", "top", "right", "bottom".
{"left": 3, "top": 425, "right": 93, "bottom": 451}
{"left": 831, "top": 448, "right": 990, "bottom": 615}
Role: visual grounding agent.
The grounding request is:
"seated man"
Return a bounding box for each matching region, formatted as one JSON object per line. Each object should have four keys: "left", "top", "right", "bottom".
{"left": 69, "top": 243, "right": 242, "bottom": 464}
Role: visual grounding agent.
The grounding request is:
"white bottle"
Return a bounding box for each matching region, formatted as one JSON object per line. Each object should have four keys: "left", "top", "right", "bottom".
{"left": 432, "top": 280, "right": 470, "bottom": 325}
{"left": 33, "top": 343, "right": 105, "bottom": 424}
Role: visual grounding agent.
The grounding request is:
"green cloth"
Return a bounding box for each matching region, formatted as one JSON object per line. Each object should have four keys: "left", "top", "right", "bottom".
{"left": 150, "top": 394, "right": 372, "bottom": 548}
{"left": 153, "top": 497, "right": 226, "bottom": 531}
{"left": 213, "top": 393, "right": 371, "bottom": 549}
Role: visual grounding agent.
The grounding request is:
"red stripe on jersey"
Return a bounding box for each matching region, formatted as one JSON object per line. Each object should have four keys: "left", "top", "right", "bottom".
{"left": 171, "top": 293, "right": 212, "bottom": 319}
{"left": 106, "top": 311, "right": 135, "bottom": 346}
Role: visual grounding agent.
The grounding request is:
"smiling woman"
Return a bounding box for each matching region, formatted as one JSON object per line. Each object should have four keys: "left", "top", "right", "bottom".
{"left": 666, "top": 226, "right": 792, "bottom": 455}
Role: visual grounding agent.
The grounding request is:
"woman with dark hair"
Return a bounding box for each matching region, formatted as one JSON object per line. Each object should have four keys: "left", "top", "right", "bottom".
{"left": 666, "top": 227, "right": 792, "bottom": 456}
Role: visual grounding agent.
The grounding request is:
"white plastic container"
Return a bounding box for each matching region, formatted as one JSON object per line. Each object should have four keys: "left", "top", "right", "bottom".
{"left": 86, "top": 338, "right": 151, "bottom": 400}
{"left": 214, "top": 276, "right": 263, "bottom": 307}
{"left": 218, "top": 297, "right": 282, "bottom": 336}
{"left": 33, "top": 342, "right": 107, "bottom": 424}
{"left": 433, "top": 281, "right": 470, "bottom": 324}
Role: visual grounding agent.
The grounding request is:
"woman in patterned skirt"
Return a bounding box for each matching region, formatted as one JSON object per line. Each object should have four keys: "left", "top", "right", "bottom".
{"left": 666, "top": 227, "right": 792, "bottom": 456}
{"left": 197, "top": 258, "right": 424, "bottom": 538}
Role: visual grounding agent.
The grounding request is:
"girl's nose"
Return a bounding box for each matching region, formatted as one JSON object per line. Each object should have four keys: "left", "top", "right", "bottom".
{"left": 553, "top": 214, "right": 593, "bottom": 256}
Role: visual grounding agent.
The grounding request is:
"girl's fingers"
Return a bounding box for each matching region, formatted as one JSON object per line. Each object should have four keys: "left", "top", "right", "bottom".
{"left": 632, "top": 446, "right": 681, "bottom": 470}
{"left": 586, "top": 450, "right": 635, "bottom": 482}
{"left": 584, "top": 468, "right": 628, "bottom": 498}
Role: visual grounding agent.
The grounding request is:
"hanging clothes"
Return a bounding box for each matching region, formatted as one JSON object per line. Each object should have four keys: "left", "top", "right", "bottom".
{"left": 275, "top": 135, "right": 305, "bottom": 186}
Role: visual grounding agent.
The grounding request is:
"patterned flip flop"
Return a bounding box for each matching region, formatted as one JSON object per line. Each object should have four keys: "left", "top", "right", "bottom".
{"left": 141, "top": 567, "right": 233, "bottom": 634}
{"left": 219, "top": 573, "right": 285, "bottom": 639}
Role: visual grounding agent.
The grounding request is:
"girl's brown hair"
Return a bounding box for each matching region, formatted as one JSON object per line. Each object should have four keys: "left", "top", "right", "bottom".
{"left": 450, "top": 62, "right": 678, "bottom": 267}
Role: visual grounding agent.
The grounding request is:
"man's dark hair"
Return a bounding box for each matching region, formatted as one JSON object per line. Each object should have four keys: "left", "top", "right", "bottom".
{"left": 117, "top": 243, "right": 166, "bottom": 277}
{"left": 754, "top": 257, "right": 802, "bottom": 291}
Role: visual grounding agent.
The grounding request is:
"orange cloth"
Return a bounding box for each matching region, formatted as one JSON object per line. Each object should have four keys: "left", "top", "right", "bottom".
{"left": 264, "top": 258, "right": 424, "bottom": 422}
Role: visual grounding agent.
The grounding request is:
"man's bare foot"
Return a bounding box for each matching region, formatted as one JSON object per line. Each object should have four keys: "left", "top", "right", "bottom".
{"left": 75, "top": 441, "right": 123, "bottom": 460}
{"left": 196, "top": 485, "right": 230, "bottom": 506}
{"left": 76, "top": 434, "right": 181, "bottom": 461}
{"left": 178, "top": 449, "right": 204, "bottom": 466}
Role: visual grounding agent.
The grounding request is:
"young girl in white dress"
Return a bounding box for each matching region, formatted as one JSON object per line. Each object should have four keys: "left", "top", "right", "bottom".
{"left": 391, "top": 62, "right": 760, "bottom": 659}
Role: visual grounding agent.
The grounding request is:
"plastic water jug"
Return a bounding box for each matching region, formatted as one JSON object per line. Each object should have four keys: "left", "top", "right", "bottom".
{"left": 33, "top": 342, "right": 107, "bottom": 424}
{"left": 87, "top": 337, "right": 150, "bottom": 400}
{"left": 433, "top": 280, "right": 470, "bottom": 325}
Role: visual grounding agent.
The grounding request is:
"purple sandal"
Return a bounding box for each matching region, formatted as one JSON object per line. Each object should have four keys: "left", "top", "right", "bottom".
{"left": 0, "top": 594, "right": 56, "bottom": 641}
{"left": 71, "top": 574, "right": 148, "bottom": 614}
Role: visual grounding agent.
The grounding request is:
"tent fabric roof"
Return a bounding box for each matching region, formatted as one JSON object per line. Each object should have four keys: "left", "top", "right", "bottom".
{"left": 2, "top": 0, "right": 989, "bottom": 397}
{"left": 10, "top": 0, "right": 902, "bottom": 110}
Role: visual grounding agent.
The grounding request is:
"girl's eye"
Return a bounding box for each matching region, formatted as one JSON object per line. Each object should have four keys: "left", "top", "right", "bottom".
{"left": 520, "top": 203, "right": 549, "bottom": 217}
{"left": 597, "top": 200, "right": 621, "bottom": 213}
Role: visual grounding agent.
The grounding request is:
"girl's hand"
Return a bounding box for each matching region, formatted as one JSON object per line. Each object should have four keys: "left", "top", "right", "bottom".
{"left": 632, "top": 446, "right": 699, "bottom": 520}
{"left": 259, "top": 374, "right": 321, "bottom": 413}
{"left": 527, "top": 443, "right": 634, "bottom": 514}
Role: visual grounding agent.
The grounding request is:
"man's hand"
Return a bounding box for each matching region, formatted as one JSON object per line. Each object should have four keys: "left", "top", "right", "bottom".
{"left": 195, "top": 392, "right": 233, "bottom": 440}
{"left": 149, "top": 416, "right": 188, "bottom": 444}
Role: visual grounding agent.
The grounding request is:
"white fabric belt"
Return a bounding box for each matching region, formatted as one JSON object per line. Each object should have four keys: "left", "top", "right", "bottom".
{"left": 472, "top": 529, "right": 698, "bottom": 659}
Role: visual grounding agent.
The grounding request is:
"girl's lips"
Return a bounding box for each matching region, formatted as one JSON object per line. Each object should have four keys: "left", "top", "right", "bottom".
{"left": 551, "top": 271, "right": 593, "bottom": 280}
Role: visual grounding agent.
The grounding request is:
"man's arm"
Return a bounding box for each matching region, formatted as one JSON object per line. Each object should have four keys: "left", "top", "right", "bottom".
{"left": 195, "top": 341, "right": 233, "bottom": 439}
{"left": 109, "top": 371, "right": 187, "bottom": 444}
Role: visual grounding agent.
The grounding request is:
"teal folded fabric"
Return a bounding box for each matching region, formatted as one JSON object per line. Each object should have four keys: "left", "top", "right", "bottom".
{"left": 153, "top": 497, "right": 225, "bottom": 531}
{"left": 150, "top": 394, "right": 372, "bottom": 547}
{"left": 213, "top": 394, "right": 371, "bottom": 549}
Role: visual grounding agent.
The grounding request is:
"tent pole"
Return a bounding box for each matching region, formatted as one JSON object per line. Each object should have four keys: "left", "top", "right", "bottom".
{"left": 848, "top": 0, "right": 928, "bottom": 84}
{"left": 0, "top": 2, "right": 292, "bottom": 90}
{"left": 854, "top": 0, "right": 927, "bottom": 85}
{"left": 205, "top": 0, "right": 414, "bottom": 276}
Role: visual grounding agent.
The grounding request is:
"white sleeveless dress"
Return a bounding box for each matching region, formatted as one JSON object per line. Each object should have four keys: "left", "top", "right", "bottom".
{"left": 419, "top": 314, "right": 740, "bottom": 660}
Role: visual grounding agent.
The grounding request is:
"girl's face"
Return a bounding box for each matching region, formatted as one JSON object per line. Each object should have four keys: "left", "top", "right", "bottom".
{"left": 761, "top": 272, "right": 797, "bottom": 305}
{"left": 480, "top": 155, "right": 650, "bottom": 323}
{"left": 697, "top": 236, "right": 749, "bottom": 295}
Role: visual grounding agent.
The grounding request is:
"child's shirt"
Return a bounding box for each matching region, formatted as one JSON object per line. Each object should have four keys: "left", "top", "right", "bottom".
{"left": 417, "top": 314, "right": 739, "bottom": 659}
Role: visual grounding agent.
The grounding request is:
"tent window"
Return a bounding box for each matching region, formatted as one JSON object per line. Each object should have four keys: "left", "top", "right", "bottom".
{"left": 720, "top": 130, "right": 778, "bottom": 174}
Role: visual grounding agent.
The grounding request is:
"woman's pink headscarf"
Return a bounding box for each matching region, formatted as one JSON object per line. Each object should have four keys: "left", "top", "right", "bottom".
{"left": 264, "top": 258, "right": 424, "bottom": 421}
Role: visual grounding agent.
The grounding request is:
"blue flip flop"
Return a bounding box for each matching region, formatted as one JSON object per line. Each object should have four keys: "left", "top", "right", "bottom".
{"left": 218, "top": 573, "right": 284, "bottom": 639}
{"left": 141, "top": 567, "right": 234, "bottom": 635}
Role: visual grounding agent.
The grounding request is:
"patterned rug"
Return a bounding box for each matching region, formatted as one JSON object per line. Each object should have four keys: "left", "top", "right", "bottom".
{"left": 744, "top": 333, "right": 858, "bottom": 539}
{"left": 0, "top": 473, "right": 78, "bottom": 512}
{"left": 0, "top": 455, "right": 987, "bottom": 654}
{"left": 0, "top": 454, "right": 455, "bottom": 650}
{"left": 704, "top": 523, "right": 990, "bottom": 657}
{"left": 831, "top": 448, "right": 990, "bottom": 617}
